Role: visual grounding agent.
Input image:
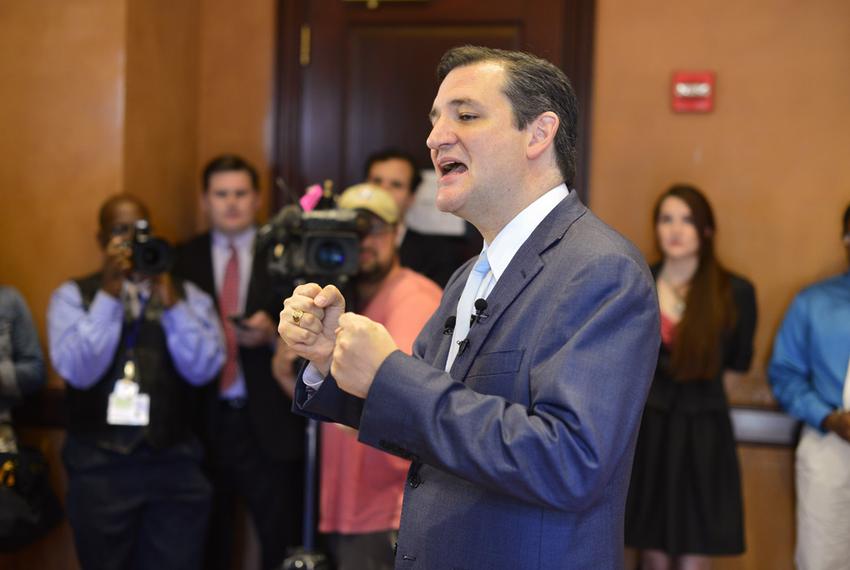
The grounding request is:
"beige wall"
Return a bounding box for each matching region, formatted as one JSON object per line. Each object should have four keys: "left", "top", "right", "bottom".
{"left": 590, "top": 0, "right": 850, "bottom": 401}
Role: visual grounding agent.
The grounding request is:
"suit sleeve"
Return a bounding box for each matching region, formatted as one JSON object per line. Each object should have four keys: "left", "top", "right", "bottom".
{"left": 725, "top": 277, "right": 757, "bottom": 372}
{"left": 357, "top": 253, "right": 660, "bottom": 512}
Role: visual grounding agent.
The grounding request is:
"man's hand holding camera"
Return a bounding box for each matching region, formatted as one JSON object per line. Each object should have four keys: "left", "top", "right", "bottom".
{"left": 280, "top": 283, "right": 398, "bottom": 397}
{"left": 151, "top": 273, "right": 179, "bottom": 309}
{"left": 102, "top": 235, "right": 133, "bottom": 298}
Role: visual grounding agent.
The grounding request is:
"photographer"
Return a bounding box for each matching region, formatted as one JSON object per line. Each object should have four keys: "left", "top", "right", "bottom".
{"left": 273, "top": 184, "right": 441, "bottom": 570}
{"left": 47, "top": 193, "right": 224, "bottom": 570}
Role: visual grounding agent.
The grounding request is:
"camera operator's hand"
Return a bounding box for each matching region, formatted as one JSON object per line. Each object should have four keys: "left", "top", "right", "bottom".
{"left": 235, "top": 311, "right": 277, "bottom": 348}
{"left": 151, "top": 272, "right": 179, "bottom": 309}
{"left": 279, "top": 283, "right": 345, "bottom": 376}
{"left": 331, "top": 312, "right": 398, "bottom": 399}
{"left": 101, "top": 235, "right": 132, "bottom": 298}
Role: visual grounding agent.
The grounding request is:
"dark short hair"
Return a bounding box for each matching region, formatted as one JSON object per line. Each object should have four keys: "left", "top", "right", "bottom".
{"left": 201, "top": 154, "right": 259, "bottom": 192}
{"left": 437, "top": 45, "right": 579, "bottom": 187}
{"left": 363, "top": 148, "right": 423, "bottom": 194}
{"left": 98, "top": 194, "right": 149, "bottom": 231}
{"left": 843, "top": 202, "right": 850, "bottom": 235}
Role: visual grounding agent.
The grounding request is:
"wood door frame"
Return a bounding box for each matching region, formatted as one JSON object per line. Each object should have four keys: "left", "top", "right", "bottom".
{"left": 272, "top": 0, "right": 596, "bottom": 207}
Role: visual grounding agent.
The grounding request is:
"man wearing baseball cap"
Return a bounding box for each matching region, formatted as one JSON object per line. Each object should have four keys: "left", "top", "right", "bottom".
{"left": 274, "top": 183, "right": 441, "bottom": 570}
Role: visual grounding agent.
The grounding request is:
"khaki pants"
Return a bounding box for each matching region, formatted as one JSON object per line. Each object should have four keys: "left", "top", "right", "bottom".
{"left": 795, "top": 358, "right": 850, "bottom": 570}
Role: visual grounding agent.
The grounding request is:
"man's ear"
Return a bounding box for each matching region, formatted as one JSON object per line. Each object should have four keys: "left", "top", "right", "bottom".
{"left": 526, "top": 111, "right": 559, "bottom": 161}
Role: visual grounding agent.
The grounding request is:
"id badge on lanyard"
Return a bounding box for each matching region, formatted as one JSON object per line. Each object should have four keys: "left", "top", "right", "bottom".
{"left": 107, "top": 298, "right": 151, "bottom": 426}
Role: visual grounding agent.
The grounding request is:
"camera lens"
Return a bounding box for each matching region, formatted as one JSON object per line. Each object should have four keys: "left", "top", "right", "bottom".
{"left": 314, "top": 240, "right": 346, "bottom": 269}
{"left": 140, "top": 246, "right": 160, "bottom": 266}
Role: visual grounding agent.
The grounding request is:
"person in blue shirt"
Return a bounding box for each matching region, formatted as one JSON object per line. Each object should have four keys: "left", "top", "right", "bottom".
{"left": 47, "top": 194, "right": 224, "bottom": 570}
{"left": 768, "top": 202, "right": 850, "bottom": 570}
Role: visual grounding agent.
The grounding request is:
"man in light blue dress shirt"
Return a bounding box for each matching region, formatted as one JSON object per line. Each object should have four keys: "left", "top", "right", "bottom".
{"left": 769, "top": 203, "right": 850, "bottom": 570}
{"left": 47, "top": 194, "right": 224, "bottom": 570}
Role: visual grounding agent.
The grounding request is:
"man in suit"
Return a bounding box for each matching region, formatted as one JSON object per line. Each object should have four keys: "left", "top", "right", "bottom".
{"left": 279, "top": 46, "right": 660, "bottom": 569}
{"left": 173, "top": 155, "right": 304, "bottom": 570}
{"left": 364, "top": 148, "right": 481, "bottom": 287}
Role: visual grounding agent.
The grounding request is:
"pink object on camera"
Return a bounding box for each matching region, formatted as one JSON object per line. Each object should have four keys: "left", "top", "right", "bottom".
{"left": 300, "top": 184, "right": 323, "bottom": 212}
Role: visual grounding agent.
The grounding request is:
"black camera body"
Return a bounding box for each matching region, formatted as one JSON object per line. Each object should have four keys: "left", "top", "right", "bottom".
{"left": 260, "top": 205, "right": 367, "bottom": 286}
{"left": 131, "top": 219, "right": 173, "bottom": 276}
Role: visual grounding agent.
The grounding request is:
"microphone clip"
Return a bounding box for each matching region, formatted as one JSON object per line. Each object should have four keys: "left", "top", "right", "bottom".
{"left": 443, "top": 315, "right": 456, "bottom": 335}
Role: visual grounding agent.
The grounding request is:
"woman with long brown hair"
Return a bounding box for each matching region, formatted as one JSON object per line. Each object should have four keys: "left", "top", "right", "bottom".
{"left": 625, "top": 185, "right": 757, "bottom": 569}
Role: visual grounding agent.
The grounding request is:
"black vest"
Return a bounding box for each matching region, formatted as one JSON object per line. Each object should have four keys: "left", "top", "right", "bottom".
{"left": 64, "top": 273, "right": 198, "bottom": 453}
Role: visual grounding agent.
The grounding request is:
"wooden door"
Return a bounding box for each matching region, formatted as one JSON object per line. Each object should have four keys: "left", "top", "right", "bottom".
{"left": 275, "top": 0, "right": 595, "bottom": 203}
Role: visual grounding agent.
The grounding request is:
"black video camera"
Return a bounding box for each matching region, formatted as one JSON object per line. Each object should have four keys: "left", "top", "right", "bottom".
{"left": 130, "top": 219, "right": 173, "bottom": 276}
{"left": 259, "top": 205, "right": 369, "bottom": 286}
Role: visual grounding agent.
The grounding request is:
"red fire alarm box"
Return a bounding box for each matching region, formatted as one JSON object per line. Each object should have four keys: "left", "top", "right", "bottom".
{"left": 671, "top": 71, "right": 715, "bottom": 113}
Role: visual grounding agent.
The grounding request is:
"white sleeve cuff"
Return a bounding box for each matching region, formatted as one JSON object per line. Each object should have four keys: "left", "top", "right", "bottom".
{"left": 302, "top": 363, "right": 326, "bottom": 388}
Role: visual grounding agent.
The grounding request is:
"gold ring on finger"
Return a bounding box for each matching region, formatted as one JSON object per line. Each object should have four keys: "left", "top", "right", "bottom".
{"left": 292, "top": 309, "right": 304, "bottom": 325}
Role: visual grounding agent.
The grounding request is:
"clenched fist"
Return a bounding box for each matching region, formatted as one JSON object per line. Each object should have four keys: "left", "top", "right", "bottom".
{"left": 331, "top": 312, "right": 398, "bottom": 399}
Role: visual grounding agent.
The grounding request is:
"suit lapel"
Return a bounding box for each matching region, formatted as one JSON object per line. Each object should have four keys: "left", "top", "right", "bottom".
{"left": 245, "top": 235, "right": 265, "bottom": 315}
{"left": 448, "top": 192, "right": 588, "bottom": 381}
{"left": 196, "top": 233, "right": 217, "bottom": 308}
{"left": 432, "top": 258, "right": 476, "bottom": 370}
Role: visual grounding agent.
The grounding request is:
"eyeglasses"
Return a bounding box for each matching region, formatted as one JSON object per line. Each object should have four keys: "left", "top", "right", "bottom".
{"left": 110, "top": 223, "right": 134, "bottom": 237}
{"left": 361, "top": 222, "right": 395, "bottom": 237}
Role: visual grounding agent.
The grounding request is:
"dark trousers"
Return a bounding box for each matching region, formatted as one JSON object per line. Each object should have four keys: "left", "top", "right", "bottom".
{"left": 205, "top": 402, "right": 303, "bottom": 570}
{"left": 63, "top": 435, "right": 211, "bottom": 570}
{"left": 324, "top": 530, "right": 398, "bottom": 570}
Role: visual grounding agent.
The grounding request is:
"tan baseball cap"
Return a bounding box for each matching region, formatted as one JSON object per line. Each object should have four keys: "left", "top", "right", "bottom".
{"left": 338, "top": 183, "right": 399, "bottom": 224}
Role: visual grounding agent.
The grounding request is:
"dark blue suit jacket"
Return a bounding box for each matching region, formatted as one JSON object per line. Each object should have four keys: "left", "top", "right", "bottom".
{"left": 296, "top": 192, "right": 660, "bottom": 569}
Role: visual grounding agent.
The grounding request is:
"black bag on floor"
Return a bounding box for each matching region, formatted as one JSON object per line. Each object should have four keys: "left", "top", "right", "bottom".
{"left": 0, "top": 446, "right": 64, "bottom": 551}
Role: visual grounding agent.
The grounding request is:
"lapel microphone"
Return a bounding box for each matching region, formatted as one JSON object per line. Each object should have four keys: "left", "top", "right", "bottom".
{"left": 457, "top": 299, "right": 489, "bottom": 358}
{"left": 472, "top": 298, "right": 489, "bottom": 324}
{"left": 443, "top": 315, "right": 456, "bottom": 335}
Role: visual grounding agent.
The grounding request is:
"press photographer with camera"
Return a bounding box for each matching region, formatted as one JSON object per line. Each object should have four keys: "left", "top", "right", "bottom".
{"left": 47, "top": 193, "right": 224, "bottom": 570}
{"left": 273, "top": 183, "right": 441, "bottom": 570}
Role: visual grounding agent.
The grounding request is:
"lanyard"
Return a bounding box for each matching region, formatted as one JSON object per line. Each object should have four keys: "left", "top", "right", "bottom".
{"left": 121, "top": 294, "right": 150, "bottom": 382}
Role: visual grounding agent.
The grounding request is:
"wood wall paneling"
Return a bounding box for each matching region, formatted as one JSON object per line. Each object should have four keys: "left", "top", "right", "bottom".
{"left": 124, "top": 0, "right": 201, "bottom": 243}
{"left": 0, "top": 0, "right": 127, "bottom": 358}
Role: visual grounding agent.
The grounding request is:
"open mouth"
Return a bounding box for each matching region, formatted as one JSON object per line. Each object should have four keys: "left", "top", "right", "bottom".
{"left": 438, "top": 158, "right": 468, "bottom": 177}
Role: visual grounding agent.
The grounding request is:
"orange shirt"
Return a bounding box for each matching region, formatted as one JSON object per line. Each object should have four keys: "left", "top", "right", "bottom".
{"left": 319, "top": 267, "right": 442, "bottom": 534}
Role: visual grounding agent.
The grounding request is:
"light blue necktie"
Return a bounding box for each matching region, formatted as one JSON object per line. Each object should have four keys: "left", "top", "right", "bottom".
{"left": 445, "top": 251, "right": 493, "bottom": 371}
